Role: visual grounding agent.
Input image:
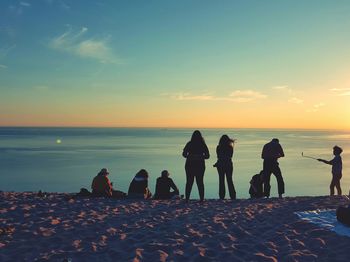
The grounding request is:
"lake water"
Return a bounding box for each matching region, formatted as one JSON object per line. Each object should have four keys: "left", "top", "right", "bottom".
{"left": 0, "top": 127, "right": 349, "bottom": 199}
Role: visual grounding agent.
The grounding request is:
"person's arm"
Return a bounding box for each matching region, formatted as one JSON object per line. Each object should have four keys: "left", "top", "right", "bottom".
{"left": 91, "top": 178, "right": 95, "bottom": 190}
{"left": 104, "top": 177, "right": 113, "bottom": 196}
{"left": 261, "top": 145, "right": 266, "bottom": 159}
{"left": 203, "top": 144, "right": 210, "bottom": 159}
{"left": 170, "top": 179, "right": 179, "bottom": 194}
{"left": 154, "top": 179, "right": 160, "bottom": 198}
{"left": 317, "top": 159, "right": 331, "bottom": 165}
{"left": 182, "top": 143, "right": 189, "bottom": 158}
{"left": 229, "top": 146, "right": 233, "bottom": 159}
{"left": 278, "top": 144, "right": 285, "bottom": 158}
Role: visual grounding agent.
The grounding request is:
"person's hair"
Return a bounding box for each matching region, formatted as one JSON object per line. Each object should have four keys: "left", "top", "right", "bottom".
{"left": 190, "top": 130, "right": 205, "bottom": 145}
{"left": 98, "top": 168, "right": 109, "bottom": 176}
{"left": 218, "top": 134, "right": 235, "bottom": 147}
{"left": 136, "top": 169, "right": 149, "bottom": 179}
{"left": 333, "top": 146, "right": 343, "bottom": 155}
{"left": 272, "top": 138, "right": 279, "bottom": 143}
{"left": 161, "top": 170, "right": 169, "bottom": 178}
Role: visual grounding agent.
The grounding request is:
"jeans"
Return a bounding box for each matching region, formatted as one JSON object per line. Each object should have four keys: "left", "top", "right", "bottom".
{"left": 185, "top": 160, "right": 205, "bottom": 201}
{"left": 263, "top": 159, "right": 285, "bottom": 197}
{"left": 216, "top": 161, "right": 236, "bottom": 199}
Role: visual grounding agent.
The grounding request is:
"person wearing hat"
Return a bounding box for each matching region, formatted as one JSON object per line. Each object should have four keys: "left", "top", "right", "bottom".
{"left": 261, "top": 138, "right": 285, "bottom": 198}
{"left": 154, "top": 170, "right": 180, "bottom": 200}
{"left": 91, "top": 168, "right": 113, "bottom": 197}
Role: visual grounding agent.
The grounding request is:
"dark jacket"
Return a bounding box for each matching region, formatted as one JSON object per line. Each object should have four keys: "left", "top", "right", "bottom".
{"left": 261, "top": 141, "right": 284, "bottom": 160}
{"left": 128, "top": 176, "right": 152, "bottom": 199}
{"left": 183, "top": 141, "right": 210, "bottom": 163}
{"left": 154, "top": 177, "right": 179, "bottom": 199}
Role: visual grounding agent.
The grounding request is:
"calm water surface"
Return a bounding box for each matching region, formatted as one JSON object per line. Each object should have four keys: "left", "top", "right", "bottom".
{"left": 0, "top": 128, "right": 349, "bottom": 199}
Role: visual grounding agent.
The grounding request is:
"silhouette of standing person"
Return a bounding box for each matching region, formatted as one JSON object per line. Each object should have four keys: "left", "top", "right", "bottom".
{"left": 261, "top": 138, "right": 285, "bottom": 198}
{"left": 318, "top": 145, "right": 343, "bottom": 196}
{"left": 214, "top": 135, "right": 236, "bottom": 200}
{"left": 182, "top": 130, "right": 210, "bottom": 202}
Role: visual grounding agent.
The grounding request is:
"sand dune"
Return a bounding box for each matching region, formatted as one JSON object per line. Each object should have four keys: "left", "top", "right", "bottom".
{"left": 0, "top": 192, "right": 350, "bottom": 261}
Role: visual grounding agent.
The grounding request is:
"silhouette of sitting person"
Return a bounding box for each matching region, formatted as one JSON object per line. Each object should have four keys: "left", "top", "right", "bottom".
{"left": 128, "top": 169, "right": 152, "bottom": 199}
{"left": 249, "top": 171, "right": 265, "bottom": 198}
{"left": 154, "top": 170, "right": 180, "bottom": 200}
{"left": 91, "top": 168, "right": 126, "bottom": 198}
{"left": 261, "top": 138, "right": 285, "bottom": 198}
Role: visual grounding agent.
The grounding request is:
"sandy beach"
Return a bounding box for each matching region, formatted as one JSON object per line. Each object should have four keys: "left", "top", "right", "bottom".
{"left": 1, "top": 192, "right": 350, "bottom": 261}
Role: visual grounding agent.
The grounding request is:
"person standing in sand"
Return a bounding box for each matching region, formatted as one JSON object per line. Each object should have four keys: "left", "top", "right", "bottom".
{"left": 318, "top": 145, "right": 343, "bottom": 196}
{"left": 214, "top": 135, "right": 236, "bottom": 200}
{"left": 182, "top": 130, "right": 210, "bottom": 202}
{"left": 261, "top": 138, "right": 285, "bottom": 198}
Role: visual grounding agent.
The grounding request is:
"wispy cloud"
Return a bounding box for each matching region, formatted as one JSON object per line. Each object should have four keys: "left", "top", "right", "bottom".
{"left": 329, "top": 88, "right": 350, "bottom": 91}
{"left": 330, "top": 88, "right": 350, "bottom": 96}
{"left": 43, "top": 0, "right": 70, "bottom": 9}
{"left": 272, "top": 85, "right": 293, "bottom": 94}
{"left": 20, "top": 2, "right": 31, "bottom": 7}
{"left": 307, "top": 103, "right": 325, "bottom": 112}
{"left": 49, "top": 27, "right": 119, "bottom": 63}
{"left": 9, "top": 1, "right": 31, "bottom": 15}
{"left": 272, "top": 85, "right": 288, "bottom": 90}
{"left": 288, "top": 97, "right": 303, "bottom": 104}
{"left": 338, "top": 91, "right": 350, "bottom": 96}
{"left": 0, "top": 45, "right": 16, "bottom": 58}
{"left": 171, "top": 93, "right": 215, "bottom": 101}
{"left": 229, "top": 90, "right": 267, "bottom": 102}
{"left": 0, "top": 45, "right": 15, "bottom": 69}
{"left": 170, "top": 90, "right": 267, "bottom": 103}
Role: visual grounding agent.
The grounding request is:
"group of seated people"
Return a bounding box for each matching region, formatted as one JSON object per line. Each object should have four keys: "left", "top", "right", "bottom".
{"left": 86, "top": 168, "right": 180, "bottom": 200}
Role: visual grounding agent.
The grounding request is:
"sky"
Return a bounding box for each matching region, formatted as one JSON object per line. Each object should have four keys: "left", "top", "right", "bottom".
{"left": 0, "top": 0, "right": 350, "bottom": 129}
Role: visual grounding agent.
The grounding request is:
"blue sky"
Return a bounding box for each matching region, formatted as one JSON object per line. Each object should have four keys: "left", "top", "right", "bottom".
{"left": 1, "top": 0, "right": 350, "bottom": 128}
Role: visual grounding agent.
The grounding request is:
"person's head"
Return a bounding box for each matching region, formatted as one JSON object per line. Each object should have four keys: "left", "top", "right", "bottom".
{"left": 333, "top": 146, "right": 343, "bottom": 155}
{"left": 191, "top": 130, "right": 205, "bottom": 144}
{"left": 98, "top": 168, "right": 109, "bottom": 176}
{"left": 161, "top": 170, "right": 170, "bottom": 178}
{"left": 219, "top": 134, "right": 235, "bottom": 147}
{"left": 271, "top": 138, "right": 279, "bottom": 144}
{"left": 136, "top": 169, "right": 149, "bottom": 179}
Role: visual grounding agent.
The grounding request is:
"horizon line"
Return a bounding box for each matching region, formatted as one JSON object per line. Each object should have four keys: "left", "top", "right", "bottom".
{"left": 0, "top": 125, "right": 349, "bottom": 132}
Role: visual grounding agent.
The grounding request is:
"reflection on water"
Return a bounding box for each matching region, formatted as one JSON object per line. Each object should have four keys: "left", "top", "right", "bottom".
{"left": 0, "top": 128, "right": 349, "bottom": 198}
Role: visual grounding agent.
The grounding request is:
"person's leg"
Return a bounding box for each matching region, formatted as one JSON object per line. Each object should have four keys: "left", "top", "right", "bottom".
{"left": 335, "top": 178, "right": 342, "bottom": 196}
{"left": 272, "top": 163, "right": 285, "bottom": 197}
{"left": 330, "top": 177, "right": 336, "bottom": 196}
{"left": 225, "top": 163, "right": 236, "bottom": 200}
{"left": 185, "top": 164, "right": 195, "bottom": 201}
{"left": 195, "top": 164, "right": 205, "bottom": 201}
{"left": 217, "top": 166, "right": 226, "bottom": 199}
{"left": 263, "top": 160, "right": 272, "bottom": 197}
{"left": 169, "top": 191, "right": 179, "bottom": 199}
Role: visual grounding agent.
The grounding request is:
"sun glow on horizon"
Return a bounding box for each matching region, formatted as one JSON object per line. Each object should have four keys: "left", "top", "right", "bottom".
{"left": 1, "top": 1, "right": 350, "bottom": 129}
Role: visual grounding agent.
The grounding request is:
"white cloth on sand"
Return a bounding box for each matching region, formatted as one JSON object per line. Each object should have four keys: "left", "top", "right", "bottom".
{"left": 295, "top": 209, "right": 350, "bottom": 237}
